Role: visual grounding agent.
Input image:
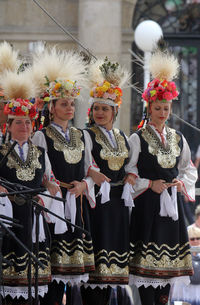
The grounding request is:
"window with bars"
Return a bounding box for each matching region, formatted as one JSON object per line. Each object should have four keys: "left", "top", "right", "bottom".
{"left": 131, "top": 0, "right": 200, "bottom": 157}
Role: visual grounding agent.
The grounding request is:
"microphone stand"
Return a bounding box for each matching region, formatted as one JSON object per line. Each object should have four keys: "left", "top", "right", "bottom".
{"left": 0, "top": 179, "right": 90, "bottom": 305}
{"left": 0, "top": 216, "right": 45, "bottom": 305}
{"left": 0, "top": 217, "right": 25, "bottom": 305}
{"left": 0, "top": 180, "right": 90, "bottom": 236}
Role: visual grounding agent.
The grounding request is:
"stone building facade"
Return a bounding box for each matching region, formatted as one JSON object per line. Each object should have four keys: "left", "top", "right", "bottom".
{"left": 0, "top": 0, "right": 137, "bottom": 135}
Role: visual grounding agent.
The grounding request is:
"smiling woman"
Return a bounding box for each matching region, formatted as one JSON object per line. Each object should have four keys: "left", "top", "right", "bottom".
{"left": 8, "top": 118, "right": 32, "bottom": 143}
{"left": 31, "top": 48, "right": 96, "bottom": 305}
{"left": 128, "top": 50, "right": 197, "bottom": 305}
{"left": 81, "top": 58, "right": 136, "bottom": 305}
{"left": 92, "top": 102, "right": 114, "bottom": 129}
{"left": 0, "top": 70, "right": 61, "bottom": 304}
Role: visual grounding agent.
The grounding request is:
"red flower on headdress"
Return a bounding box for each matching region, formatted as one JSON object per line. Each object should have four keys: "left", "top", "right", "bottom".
{"left": 163, "top": 91, "right": 173, "bottom": 101}
{"left": 142, "top": 79, "right": 179, "bottom": 103}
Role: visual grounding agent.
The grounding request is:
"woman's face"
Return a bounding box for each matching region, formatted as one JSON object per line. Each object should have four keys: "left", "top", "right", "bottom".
{"left": 149, "top": 100, "right": 171, "bottom": 127}
{"left": 51, "top": 99, "right": 75, "bottom": 122}
{"left": 8, "top": 118, "right": 32, "bottom": 142}
{"left": 92, "top": 102, "right": 114, "bottom": 128}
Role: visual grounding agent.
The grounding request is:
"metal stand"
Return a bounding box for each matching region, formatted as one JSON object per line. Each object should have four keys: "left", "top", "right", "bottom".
{"left": 0, "top": 178, "right": 90, "bottom": 305}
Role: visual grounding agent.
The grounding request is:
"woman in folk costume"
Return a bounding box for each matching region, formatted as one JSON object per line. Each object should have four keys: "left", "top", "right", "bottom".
{"left": 127, "top": 51, "right": 197, "bottom": 305}
{"left": 31, "top": 48, "right": 96, "bottom": 305}
{"left": 81, "top": 58, "right": 136, "bottom": 305}
{"left": 0, "top": 41, "right": 22, "bottom": 144}
{"left": 0, "top": 71, "right": 60, "bottom": 304}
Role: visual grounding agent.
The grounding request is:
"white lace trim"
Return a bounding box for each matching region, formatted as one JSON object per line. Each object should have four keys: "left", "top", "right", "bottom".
{"left": 0, "top": 285, "right": 48, "bottom": 299}
{"left": 52, "top": 273, "right": 89, "bottom": 285}
{"left": 129, "top": 275, "right": 190, "bottom": 288}
{"left": 82, "top": 283, "right": 127, "bottom": 289}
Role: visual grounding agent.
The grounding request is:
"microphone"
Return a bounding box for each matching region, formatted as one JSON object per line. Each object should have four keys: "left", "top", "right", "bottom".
{"left": 0, "top": 140, "right": 17, "bottom": 168}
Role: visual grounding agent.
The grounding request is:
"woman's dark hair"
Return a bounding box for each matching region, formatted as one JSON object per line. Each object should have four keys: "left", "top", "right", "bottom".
{"left": 7, "top": 118, "right": 14, "bottom": 127}
{"left": 87, "top": 104, "right": 95, "bottom": 127}
{"left": 3, "top": 118, "right": 15, "bottom": 143}
{"left": 43, "top": 99, "right": 57, "bottom": 128}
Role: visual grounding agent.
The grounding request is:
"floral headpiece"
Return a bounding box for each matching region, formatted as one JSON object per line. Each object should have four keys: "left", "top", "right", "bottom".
{"left": 45, "top": 77, "right": 81, "bottom": 101}
{"left": 142, "top": 51, "right": 179, "bottom": 105}
{"left": 4, "top": 98, "right": 38, "bottom": 120}
{"left": 90, "top": 80, "right": 123, "bottom": 107}
{"left": 142, "top": 78, "right": 179, "bottom": 103}
{"left": 88, "top": 57, "right": 130, "bottom": 108}
{"left": 0, "top": 70, "right": 38, "bottom": 120}
{"left": 137, "top": 51, "right": 180, "bottom": 129}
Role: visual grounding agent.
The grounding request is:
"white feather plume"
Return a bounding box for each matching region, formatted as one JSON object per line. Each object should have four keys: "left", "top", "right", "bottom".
{"left": 87, "top": 59, "right": 105, "bottom": 88}
{"left": 149, "top": 51, "right": 179, "bottom": 81}
{"left": 30, "top": 47, "right": 87, "bottom": 96}
{"left": 0, "top": 41, "right": 21, "bottom": 76}
{"left": 88, "top": 58, "right": 131, "bottom": 89}
{"left": 1, "top": 70, "right": 37, "bottom": 100}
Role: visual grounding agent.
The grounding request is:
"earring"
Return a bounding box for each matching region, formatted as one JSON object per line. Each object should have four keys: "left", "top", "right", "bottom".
{"left": 49, "top": 112, "right": 54, "bottom": 121}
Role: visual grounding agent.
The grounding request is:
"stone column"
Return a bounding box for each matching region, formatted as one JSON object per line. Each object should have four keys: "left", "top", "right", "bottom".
{"left": 75, "top": 0, "right": 122, "bottom": 129}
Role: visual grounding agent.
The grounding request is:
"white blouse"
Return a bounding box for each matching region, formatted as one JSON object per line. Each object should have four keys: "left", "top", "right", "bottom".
{"left": 126, "top": 125, "right": 197, "bottom": 201}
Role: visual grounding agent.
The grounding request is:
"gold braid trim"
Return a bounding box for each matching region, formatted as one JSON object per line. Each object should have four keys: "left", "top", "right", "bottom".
{"left": 51, "top": 239, "right": 94, "bottom": 267}
{"left": 141, "top": 125, "right": 181, "bottom": 168}
{"left": 130, "top": 241, "right": 192, "bottom": 270}
{"left": 90, "top": 126, "right": 128, "bottom": 171}
{"left": 51, "top": 249, "right": 94, "bottom": 267}
{"left": 3, "top": 251, "right": 51, "bottom": 277}
{"left": 94, "top": 264, "right": 129, "bottom": 276}
{"left": 130, "top": 241, "right": 190, "bottom": 251}
{"left": 0, "top": 142, "right": 42, "bottom": 181}
{"left": 46, "top": 125, "right": 84, "bottom": 164}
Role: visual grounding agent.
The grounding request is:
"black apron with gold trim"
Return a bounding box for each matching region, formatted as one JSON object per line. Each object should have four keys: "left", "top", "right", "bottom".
{"left": 0, "top": 142, "right": 51, "bottom": 286}
{"left": 86, "top": 126, "right": 130, "bottom": 285}
{"left": 129, "top": 125, "right": 193, "bottom": 278}
{"left": 42, "top": 125, "right": 94, "bottom": 275}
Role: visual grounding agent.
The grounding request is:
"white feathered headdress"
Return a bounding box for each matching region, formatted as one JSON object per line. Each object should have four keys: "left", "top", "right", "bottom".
{"left": 0, "top": 41, "right": 21, "bottom": 76}
{"left": 29, "top": 47, "right": 87, "bottom": 99}
{"left": 1, "top": 70, "right": 37, "bottom": 101}
{"left": 0, "top": 41, "right": 22, "bottom": 101}
{"left": 149, "top": 51, "right": 179, "bottom": 81}
{"left": 1, "top": 70, "right": 38, "bottom": 119}
{"left": 142, "top": 51, "right": 179, "bottom": 104}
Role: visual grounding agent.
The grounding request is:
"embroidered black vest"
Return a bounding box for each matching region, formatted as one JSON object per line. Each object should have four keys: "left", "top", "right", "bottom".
{"left": 137, "top": 125, "right": 183, "bottom": 182}
{"left": 86, "top": 126, "right": 129, "bottom": 183}
{"left": 0, "top": 142, "right": 45, "bottom": 188}
{"left": 42, "top": 125, "right": 85, "bottom": 183}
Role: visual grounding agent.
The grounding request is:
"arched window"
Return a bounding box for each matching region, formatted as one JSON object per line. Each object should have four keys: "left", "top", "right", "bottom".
{"left": 132, "top": 0, "right": 200, "bottom": 157}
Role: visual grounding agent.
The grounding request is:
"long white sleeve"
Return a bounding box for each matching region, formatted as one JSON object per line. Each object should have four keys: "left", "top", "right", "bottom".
{"left": 177, "top": 136, "right": 197, "bottom": 201}
{"left": 127, "top": 133, "right": 150, "bottom": 197}
{"left": 32, "top": 131, "right": 48, "bottom": 151}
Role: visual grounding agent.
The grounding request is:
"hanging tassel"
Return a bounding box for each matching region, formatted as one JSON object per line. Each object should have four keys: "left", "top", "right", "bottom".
{"left": 137, "top": 108, "right": 148, "bottom": 130}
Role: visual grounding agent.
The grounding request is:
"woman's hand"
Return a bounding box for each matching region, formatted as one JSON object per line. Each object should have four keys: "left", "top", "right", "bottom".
{"left": 69, "top": 180, "right": 86, "bottom": 198}
{"left": 150, "top": 179, "right": 168, "bottom": 194}
{"left": 171, "top": 178, "right": 183, "bottom": 192}
{"left": 88, "top": 168, "right": 111, "bottom": 186}
{"left": 124, "top": 174, "right": 137, "bottom": 186}
{"left": 45, "top": 181, "right": 61, "bottom": 196}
